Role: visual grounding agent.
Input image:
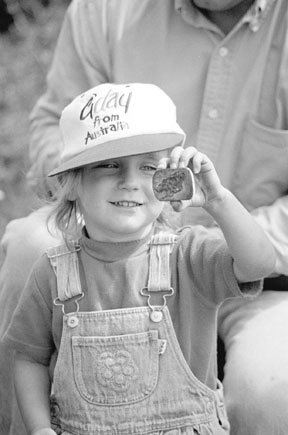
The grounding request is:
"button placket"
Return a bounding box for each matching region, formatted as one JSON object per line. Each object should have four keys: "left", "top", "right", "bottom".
{"left": 208, "top": 108, "right": 219, "bottom": 119}
{"left": 219, "top": 47, "right": 228, "bottom": 57}
{"left": 196, "top": 40, "right": 233, "bottom": 161}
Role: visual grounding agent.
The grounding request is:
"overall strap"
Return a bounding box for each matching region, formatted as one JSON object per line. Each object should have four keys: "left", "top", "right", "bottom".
{"left": 147, "top": 231, "right": 177, "bottom": 292}
{"left": 141, "top": 231, "right": 177, "bottom": 322}
{"left": 46, "top": 241, "right": 82, "bottom": 302}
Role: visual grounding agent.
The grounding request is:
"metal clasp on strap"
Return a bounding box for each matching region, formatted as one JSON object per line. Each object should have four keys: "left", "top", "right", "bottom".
{"left": 53, "top": 292, "right": 84, "bottom": 328}
{"left": 140, "top": 287, "right": 174, "bottom": 322}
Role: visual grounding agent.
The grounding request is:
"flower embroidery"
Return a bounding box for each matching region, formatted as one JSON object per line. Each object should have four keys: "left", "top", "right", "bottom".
{"left": 96, "top": 349, "right": 139, "bottom": 392}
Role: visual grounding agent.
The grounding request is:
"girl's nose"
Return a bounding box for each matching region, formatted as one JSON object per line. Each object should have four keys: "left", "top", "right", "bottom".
{"left": 118, "top": 166, "right": 139, "bottom": 190}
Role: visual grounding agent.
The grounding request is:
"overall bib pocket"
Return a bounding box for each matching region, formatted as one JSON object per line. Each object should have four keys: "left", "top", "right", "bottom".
{"left": 72, "top": 329, "right": 161, "bottom": 405}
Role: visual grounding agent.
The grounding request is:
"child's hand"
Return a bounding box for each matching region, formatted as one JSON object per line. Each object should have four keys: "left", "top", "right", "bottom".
{"left": 158, "top": 146, "right": 225, "bottom": 211}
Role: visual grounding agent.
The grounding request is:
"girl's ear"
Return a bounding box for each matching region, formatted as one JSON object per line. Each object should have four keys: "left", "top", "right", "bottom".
{"left": 66, "top": 192, "right": 78, "bottom": 201}
{"left": 66, "top": 184, "right": 79, "bottom": 201}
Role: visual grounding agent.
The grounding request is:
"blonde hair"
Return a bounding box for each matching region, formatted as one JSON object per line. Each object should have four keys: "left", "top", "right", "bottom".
{"left": 47, "top": 167, "right": 175, "bottom": 242}
{"left": 48, "top": 169, "right": 84, "bottom": 243}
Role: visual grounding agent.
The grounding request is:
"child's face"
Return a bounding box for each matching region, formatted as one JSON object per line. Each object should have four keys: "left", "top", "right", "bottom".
{"left": 78, "top": 150, "right": 168, "bottom": 242}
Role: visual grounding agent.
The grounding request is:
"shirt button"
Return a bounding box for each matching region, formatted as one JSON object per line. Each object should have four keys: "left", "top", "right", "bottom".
{"left": 219, "top": 47, "right": 228, "bottom": 57}
{"left": 208, "top": 108, "right": 219, "bottom": 119}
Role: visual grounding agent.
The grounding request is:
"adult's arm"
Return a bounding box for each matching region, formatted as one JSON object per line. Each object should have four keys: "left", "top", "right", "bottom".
{"left": 28, "top": 0, "right": 111, "bottom": 196}
{"left": 251, "top": 196, "right": 288, "bottom": 276}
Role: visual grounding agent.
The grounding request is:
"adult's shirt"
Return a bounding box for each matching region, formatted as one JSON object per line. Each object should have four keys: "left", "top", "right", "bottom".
{"left": 29, "top": 0, "right": 288, "bottom": 274}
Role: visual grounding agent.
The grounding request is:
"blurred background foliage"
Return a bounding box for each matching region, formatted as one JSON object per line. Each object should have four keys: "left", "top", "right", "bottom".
{"left": 0, "top": 0, "right": 70, "bottom": 249}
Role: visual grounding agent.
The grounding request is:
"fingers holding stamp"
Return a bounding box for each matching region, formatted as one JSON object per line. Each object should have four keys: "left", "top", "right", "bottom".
{"left": 169, "top": 146, "right": 186, "bottom": 169}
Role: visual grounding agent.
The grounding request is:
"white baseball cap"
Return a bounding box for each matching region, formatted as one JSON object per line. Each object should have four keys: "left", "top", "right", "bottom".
{"left": 49, "top": 83, "right": 186, "bottom": 176}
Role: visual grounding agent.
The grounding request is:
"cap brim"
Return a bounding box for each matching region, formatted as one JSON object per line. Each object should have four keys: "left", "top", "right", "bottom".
{"left": 48, "top": 132, "right": 184, "bottom": 176}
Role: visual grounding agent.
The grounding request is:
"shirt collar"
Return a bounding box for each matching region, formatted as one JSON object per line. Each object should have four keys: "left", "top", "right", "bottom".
{"left": 79, "top": 225, "right": 162, "bottom": 262}
{"left": 175, "top": 0, "right": 277, "bottom": 33}
{"left": 242, "top": 0, "right": 277, "bottom": 32}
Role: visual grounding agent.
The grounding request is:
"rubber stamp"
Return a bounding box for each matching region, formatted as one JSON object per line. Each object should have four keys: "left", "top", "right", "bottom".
{"left": 152, "top": 167, "right": 195, "bottom": 201}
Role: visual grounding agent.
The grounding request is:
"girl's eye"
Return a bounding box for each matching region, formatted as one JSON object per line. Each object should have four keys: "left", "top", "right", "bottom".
{"left": 91, "top": 162, "right": 118, "bottom": 169}
{"left": 142, "top": 165, "right": 157, "bottom": 171}
{"left": 103, "top": 163, "right": 117, "bottom": 169}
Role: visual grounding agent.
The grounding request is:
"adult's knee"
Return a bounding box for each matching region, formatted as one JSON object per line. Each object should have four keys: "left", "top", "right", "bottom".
{"left": 219, "top": 294, "right": 288, "bottom": 435}
{"left": 1, "top": 205, "right": 61, "bottom": 278}
{"left": 0, "top": 206, "right": 62, "bottom": 336}
{"left": 225, "top": 374, "right": 288, "bottom": 435}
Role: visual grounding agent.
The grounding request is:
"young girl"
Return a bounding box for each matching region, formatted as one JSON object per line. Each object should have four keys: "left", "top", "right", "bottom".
{"left": 4, "top": 83, "right": 275, "bottom": 435}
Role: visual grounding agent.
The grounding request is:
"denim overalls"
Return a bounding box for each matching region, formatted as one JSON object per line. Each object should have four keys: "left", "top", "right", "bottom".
{"left": 47, "top": 232, "right": 229, "bottom": 435}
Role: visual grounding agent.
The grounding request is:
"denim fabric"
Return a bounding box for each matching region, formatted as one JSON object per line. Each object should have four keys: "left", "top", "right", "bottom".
{"left": 51, "top": 307, "right": 229, "bottom": 435}
{"left": 49, "top": 237, "right": 229, "bottom": 435}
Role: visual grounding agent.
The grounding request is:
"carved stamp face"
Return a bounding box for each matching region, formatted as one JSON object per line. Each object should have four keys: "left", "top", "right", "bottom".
{"left": 152, "top": 168, "right": 194, "bottom": 201}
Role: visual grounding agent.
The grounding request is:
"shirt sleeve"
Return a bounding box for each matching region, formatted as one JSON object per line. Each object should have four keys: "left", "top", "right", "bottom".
{"left": 2, "top": 256, "right": 56, "bottom": 366}
{"left": 28, "top": 0, "right": 111, "bottom": 194}
{"left": 252, "top": 196, "right": 288, "bottom": 276}
{"left": 175, "top": 226, "right": 262, "bottom": 307}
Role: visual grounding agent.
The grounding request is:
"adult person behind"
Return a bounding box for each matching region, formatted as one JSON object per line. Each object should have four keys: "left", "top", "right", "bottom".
{"left": 0, "top": 0, "right": 288, "bottom": 434}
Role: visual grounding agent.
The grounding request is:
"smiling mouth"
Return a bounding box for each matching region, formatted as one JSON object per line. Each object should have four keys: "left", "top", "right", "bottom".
{"left": 111, "top": 201, "right": 142, "bottom": 208}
